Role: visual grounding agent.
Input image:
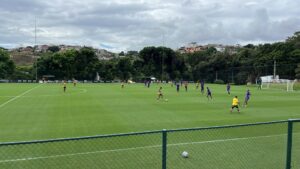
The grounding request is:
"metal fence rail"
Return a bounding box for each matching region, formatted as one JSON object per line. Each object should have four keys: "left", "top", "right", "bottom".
{"left": 0, "top": 119, "right": 299, "bottom": 169}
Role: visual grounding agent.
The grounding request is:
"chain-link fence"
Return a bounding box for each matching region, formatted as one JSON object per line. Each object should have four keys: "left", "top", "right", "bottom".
{"left": 0, "top": 132, "right": 162, "bottom": 169}
{"left": 291, "top": 121, "right": 300, "bottom": 168}
{"left": 191, "top": 63, "right": 298, "bottom": 85}
{"left": 167, "top": 121, "right": 288, "bottom": 169}
{"left": 0, "top": 120, "right": 299, "bottom": 169}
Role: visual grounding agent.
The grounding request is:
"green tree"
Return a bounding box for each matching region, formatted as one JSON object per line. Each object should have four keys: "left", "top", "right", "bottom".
{"left": 287, "top": 31, "right": 300, "bottom": 45}
{"left": 48, "top": 46, "right": 60, "bottom": 53}
{"left": 31, "top": 31, "right": 300, "bottom": 83}
{"left": 0, "top": 49, "right": 15, "bottom": 79}
{"left": 37, "top": 48, "right": 98, "bottom": 80}
{"left": 126, "top": 51, "right": 139, "bottom": 57}
{"left": 11, "top": 66, "right": 34, "bottom": 80}
{"left": 116, "top": 57, "right": 133, "bottom": 81}
{"left": 139, "top": 46, "right": 181, "bottom": 81}
{"left": 295, "top": 63, "right": 300, "bottom": 79}
{"left": 119, "top": 51, "right": 125, "bottom": 56}
{"left": 74, "top": 47, "right": 98, "bottom": 80}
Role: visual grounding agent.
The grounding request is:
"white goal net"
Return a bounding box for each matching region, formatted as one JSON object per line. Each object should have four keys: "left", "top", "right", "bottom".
{"left": 261, "top": 75, "right": 296, "bottom": 91}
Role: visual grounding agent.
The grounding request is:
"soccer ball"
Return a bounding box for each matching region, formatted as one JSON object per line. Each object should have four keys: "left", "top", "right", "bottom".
{"left": 181, "top": 151, "right": 189, "bottom": 158}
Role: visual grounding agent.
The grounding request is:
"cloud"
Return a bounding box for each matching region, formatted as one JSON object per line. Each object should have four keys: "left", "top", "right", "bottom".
{"left": 245, "top": 1, "right": 258, "bottom": 7}
{"left": 0, "top": 0, "right": 299, "bottom": 52}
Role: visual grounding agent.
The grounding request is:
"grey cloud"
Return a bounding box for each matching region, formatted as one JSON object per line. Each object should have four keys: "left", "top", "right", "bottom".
{"left": 0, "top": 0, "right": 299, "bottom": 51}
{"left": 0, "top": 0, "right": 43, "bottom": 12}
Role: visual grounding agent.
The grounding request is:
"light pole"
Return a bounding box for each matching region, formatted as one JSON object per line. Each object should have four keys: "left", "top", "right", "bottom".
{"left": 273, "top": 59, "right": 276, "bottom": 80}
{"left": 161, "top": 49, "right": 164, "bottom": 82}
{"left": 161, "top": 32, "right": 165, "bottom": 83}
{"left": 34, "top": 17, "right": 38, "bottom": 83}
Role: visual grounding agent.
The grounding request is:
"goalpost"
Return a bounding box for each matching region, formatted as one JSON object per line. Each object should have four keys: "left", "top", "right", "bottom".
{"left": 261, "top": 81, "right": 270, "bottom": 89}
{"left": 287, "top": 80, "right": 296, "bottom": 92}
{"left": 260, "top": 76, "right": 296, "bottom": 91}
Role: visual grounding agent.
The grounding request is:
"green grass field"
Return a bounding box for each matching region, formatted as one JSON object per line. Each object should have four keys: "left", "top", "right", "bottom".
{"left": 0, "top": 83, "right": 299, "bottom": 168}
{"left": 0, "top": 83, "right": 299, "bottom": 142}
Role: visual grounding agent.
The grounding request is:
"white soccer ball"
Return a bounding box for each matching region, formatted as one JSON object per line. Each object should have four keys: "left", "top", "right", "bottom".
{"left": 181, "top": 151, "right": 189, "bottom": 158}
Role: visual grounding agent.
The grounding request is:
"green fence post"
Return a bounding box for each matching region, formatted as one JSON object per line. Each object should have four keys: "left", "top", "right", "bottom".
{"left": 286, "top": 120, "right": 294, "bottom": 169}
{"left": 162, "top": 129, "right": 167, "bottom": 169}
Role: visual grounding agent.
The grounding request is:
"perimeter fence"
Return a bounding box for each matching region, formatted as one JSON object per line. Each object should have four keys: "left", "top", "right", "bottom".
{"left": 0, "top": 119, "right": 299, "bottom": 169}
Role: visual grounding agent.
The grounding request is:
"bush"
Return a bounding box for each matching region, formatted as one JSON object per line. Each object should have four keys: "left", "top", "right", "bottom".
{"left": 294, "top": 81, "right": 300, "bottom": 91}
{"left": 214, "top": 79, "right": 224, "bottom": 84}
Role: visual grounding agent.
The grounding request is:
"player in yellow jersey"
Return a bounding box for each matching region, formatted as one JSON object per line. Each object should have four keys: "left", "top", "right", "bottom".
{"left": 196, "top": 80, "right": 199, "bottom": 90}
{"left": 73, "top": 79, "right": 77, "bottom": 87}
{"left": 157, "top": 87, "right": 163, "bottom": 100}
{"left": 230, "top": 96, "right": 240, "bottom": 113}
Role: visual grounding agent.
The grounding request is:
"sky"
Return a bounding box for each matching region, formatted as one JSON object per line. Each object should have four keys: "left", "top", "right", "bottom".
{"left": 0, "top": 0, "right": 299, "bottom": 52}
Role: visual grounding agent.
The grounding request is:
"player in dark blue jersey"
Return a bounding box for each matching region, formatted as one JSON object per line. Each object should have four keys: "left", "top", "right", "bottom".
{"left": 226, "top": 83, "right": 231, "bottom": 95}
{"left": 200, "top": 80, "right": 205, "bottom": 94}
{"left": 257, "top": 77, "right": 262, "bottom": 90}
{"left": 206, "top": 87, "right": 212, "bottom": 100}
{"left": 147, "top": 80, "right": 151, "bottom": 88}
{"left": 243, "top": 89, "right": 251, "bottom": 107}
{"left": 176, "top": 82, "right": 180, "bottom": 92}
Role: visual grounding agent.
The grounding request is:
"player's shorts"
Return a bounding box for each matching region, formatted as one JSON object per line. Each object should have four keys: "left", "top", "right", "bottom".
{"left": 232, "top": 105, "right": 239, "bottom": 108}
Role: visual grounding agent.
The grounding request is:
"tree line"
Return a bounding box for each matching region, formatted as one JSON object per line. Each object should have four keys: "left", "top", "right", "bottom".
{"left": 1, "top": 31, "right": 300, "bottom": 84}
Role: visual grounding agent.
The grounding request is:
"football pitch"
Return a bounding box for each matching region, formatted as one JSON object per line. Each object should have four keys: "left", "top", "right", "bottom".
{"left": 0, "top": 83, "right": 300, "bottom": 168}
{"left": 0, "top": 83, "right": 299, "bottom": 142}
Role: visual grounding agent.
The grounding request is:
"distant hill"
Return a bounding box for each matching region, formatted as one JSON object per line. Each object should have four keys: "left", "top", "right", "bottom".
{"left": 9, "top": 47, "right": 35, "bottom": 66}
{"left": 8, "top": 45, "right": 118, "bottom": 66}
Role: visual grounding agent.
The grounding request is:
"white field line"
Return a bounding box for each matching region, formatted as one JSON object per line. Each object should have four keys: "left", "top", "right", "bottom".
{"left": 0, "top": 85, "right": 42, "bottom": 108}
{"left": 0, "top": 133, "right": 289, "bottom": 163}
{"left": 0, "top": 89, "right": 87, "bottom": 98}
